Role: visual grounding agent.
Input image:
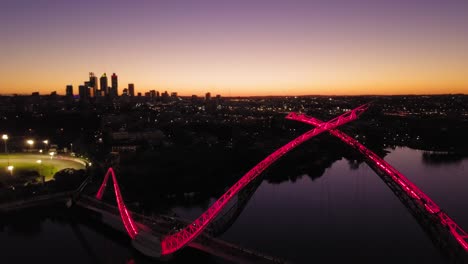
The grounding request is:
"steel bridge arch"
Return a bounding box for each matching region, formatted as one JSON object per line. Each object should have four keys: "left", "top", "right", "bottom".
{"left": 95, "top": 167, "right": 139, "bottom": 239}
{"left": 93, "top": 104, "right": 369, "bottom": 255}
{"left": 286, "top": 113, "right": 468, "bottom": 252}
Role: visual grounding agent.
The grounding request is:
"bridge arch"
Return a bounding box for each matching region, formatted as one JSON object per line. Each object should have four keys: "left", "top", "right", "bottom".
{"left": 286, "top": 113, "right": 468, "bottom": 252}
{"left": 93, "top": 104, "right": 369, "bottom": 255}
{"left": 160, "top": 104, "right": 369, "bottom": 255}
{"left": 95, "top": 167, "right": 138, "bottom": 239}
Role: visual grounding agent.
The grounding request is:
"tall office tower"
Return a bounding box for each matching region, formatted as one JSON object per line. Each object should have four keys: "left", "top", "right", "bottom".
{"left": 88, "top": 87, "right": 95, "bottom": 97}
{"left": 150, "top": 90, "right": 156, "bottom": 98}
{"left": 161, "top": 91, "right": 169, "bottom": 102}
{"left": 66, "top": 85, "right": 73, "bottom": 97}
{"left": 100, "top": 73, "right": 108, "bottom": 96}
{"left": 205, "top": 92, "right": 211, "bottom": 101}
{"left": 84, "top": 81, "right": 91, "bottom": 98}
{"left": 89, "top": 72, "right": 98, "bottom": 97}
{"left": 111, "top": 73, "right": 118, "bottom": 96}
{"left": 128, "top": 83, "right": 135, "bottom": 97}
{"left": 78, "top": 85, "right": 88, "bottom": 101}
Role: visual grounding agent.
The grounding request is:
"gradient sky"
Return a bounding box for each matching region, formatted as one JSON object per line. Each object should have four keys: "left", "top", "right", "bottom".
{"left": 1, "top": 0, "right": 467, "bottom": 96}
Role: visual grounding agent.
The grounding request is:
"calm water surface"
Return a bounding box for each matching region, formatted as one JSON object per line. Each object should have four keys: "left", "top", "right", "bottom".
{"left": 1, "top": 147, "right": 467, "bottom": 263}
{"left": 174, "top": 147, "right": 468, "bottom": 263}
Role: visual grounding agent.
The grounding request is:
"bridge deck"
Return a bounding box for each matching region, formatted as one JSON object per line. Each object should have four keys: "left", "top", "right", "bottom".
{"left": 76, "top": 195, "right": 289, "bottom": 264}
{"left": 0, "top": 191, "right": 74, "bottom": 212}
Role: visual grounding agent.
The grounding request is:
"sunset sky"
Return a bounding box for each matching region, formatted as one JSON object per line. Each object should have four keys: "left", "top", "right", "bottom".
{"left": 1, "top": 0, "right": 467, "bottom": 96}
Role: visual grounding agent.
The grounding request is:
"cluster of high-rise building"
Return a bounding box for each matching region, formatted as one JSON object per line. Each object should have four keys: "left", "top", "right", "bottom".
{"left": 66, "top": 72, "right": 136, "bottom": 100}
{"left": 64, "top": 72, "right": 220, "bottom": 103}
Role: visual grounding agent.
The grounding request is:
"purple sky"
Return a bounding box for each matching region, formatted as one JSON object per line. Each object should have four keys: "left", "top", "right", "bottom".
{"left": 1, "top": 0, "right": 467, "bottom": 95}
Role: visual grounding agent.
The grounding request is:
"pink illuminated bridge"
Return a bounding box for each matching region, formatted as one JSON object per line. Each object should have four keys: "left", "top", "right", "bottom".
{"left": 286, "top": 112, "right": 468, "bottom": 252}
{"left": 94, "top": 104, "right": 369, "bottom": 256}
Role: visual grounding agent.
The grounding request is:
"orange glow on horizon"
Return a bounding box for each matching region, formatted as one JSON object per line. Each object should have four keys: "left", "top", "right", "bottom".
{"left": 1, "top": 67, "right": 466, "bottom": 97}
{"left": 1, "top": 41, "right": 467, "bottom": 96}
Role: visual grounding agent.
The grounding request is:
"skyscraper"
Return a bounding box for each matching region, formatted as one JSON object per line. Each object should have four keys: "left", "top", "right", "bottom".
{"left": 205, "top": 92, "right": 211, "bottom": 101}
{"left": 128, "top": 83, "right": 135, "bottom": 97}
{"left": 66, "top": 85, "right": 73, "bottom": 97}
{"left": 89, "top": 72, "right": 98, "bottom": 97}
{"left": 88, "top": 87, "right": 95, "bottom": 97}
{"left": 162, "top": 91, "right": 169, "bottom": 102}
{"left": 100, "top": 73, "right": 108, "bottom": 96}
{"left": 111, "top": 73, "right": 118, "bottom": 96}
{"left": 78, "top": 85, "right": 88, "bottom": 101}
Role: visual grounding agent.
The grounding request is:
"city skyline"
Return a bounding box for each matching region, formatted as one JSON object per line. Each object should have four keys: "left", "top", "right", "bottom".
{"left": 1, "top": 0, "right": 468, "bottom": 96}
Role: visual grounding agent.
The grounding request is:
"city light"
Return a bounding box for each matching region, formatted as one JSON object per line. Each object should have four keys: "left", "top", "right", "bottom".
{"left": 37, "top": 159, "right": 43, "bottom": 176}
{"left": 7, "top": 165, "right": 14, "bottom": 175}
{"left": 49, "top": 151, "right": 55, "bottom": 159}
{"left": 43, "top": 140, "right": 49, "bottom": 153}
{"left": 26, "top": 139, "right": 34, "bottom": 152}
{"left": 2, "top": 134, "right": 7, "bottom": 153}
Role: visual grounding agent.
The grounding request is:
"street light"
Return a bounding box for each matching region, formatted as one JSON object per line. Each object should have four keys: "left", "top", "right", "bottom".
{"left": 36, "top": 159, "right": 42, "bottom": 176}
{"left": 7, "top": 165, "right": 13, "bottom": 176}
{"left": 26, "top": 139, "right": 34, "bottom": 152}
{"left": 2, "top": 134, "right": 9, "bottom": 165}
{"left": 2, "top": 134, "right": 8, "bottom": 153}
{"left": 43, "top": 140, "right": 49, "bottom": 150}
{"left": 49, "top": 151, "right": 55, "bottom": 160}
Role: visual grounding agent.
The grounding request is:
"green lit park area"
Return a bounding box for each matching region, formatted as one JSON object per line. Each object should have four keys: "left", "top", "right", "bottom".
{"left": 0, "top": 153, "right": 86, "bottom": 185}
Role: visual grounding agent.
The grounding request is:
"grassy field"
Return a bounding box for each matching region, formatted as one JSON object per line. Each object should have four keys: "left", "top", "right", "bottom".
{"left": 0, "top": 153, "right": 86, "bottom": 182}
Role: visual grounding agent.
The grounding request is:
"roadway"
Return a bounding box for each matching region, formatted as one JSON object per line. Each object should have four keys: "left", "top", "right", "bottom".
{"left": 0, "top": 191, "right": 74, "bottom": 212}
{"left": 76, "top": 194, "right": 289, "bottom": 264}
